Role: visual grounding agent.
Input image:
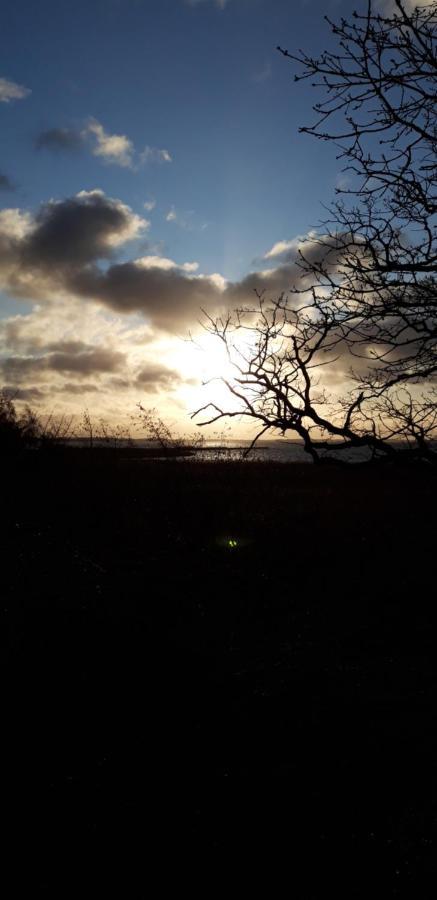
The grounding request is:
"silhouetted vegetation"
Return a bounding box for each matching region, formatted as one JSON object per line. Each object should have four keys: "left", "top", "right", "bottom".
{"left": 2, "top": 444, "right": 436, "bottom": 890}
{"left": 0, "top": 391, "right": 42, "bottom": 454}
{"left": 195, "top": 1, "right": 437, "bottom": 463}
{"left": 2, "top": 4, "right": 436, "bottom": 890}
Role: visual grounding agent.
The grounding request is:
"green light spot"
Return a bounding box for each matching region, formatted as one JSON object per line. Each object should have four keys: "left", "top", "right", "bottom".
{"left": 228, "top": 539, "right": 238, "bottom": 549}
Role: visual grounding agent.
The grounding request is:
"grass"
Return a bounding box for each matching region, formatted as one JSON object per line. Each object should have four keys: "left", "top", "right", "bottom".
{"left": 2, "top": 449, "right": 436, "bottom": 891}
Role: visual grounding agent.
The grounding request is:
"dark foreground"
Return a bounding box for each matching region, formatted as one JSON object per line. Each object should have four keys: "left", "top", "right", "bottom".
{"left": 2, "top": 450, "right": 436, "bottom": 894}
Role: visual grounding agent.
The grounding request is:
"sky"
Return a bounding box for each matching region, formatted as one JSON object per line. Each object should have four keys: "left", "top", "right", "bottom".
{"left": 0, "top": 0, "right": 423, "bottom": 436}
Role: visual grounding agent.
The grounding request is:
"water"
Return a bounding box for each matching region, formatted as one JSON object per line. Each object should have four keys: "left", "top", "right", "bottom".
{"left": 195, "top": 439, "right": 377, "bottom": 463}
{"left": 196, "top": 439, "right": 311, "bottom": 463}
{"left": 133, "top": 438, "right": 375, "bottom": 463}
{"left": 67, "top": 437, "right": 422, "bottom": 463}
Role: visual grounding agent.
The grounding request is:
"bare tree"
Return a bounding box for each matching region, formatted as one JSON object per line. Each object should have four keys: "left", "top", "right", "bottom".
{"left": 193, "top": 1, "right": 437, "bottom": 463}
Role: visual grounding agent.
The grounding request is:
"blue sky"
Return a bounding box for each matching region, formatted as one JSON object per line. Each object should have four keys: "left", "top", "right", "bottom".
{"left": 0, "top": 0, "right": 347, "bottom": 279}
{"left": 0, "top": 0, "right": 376, "bottom": 430}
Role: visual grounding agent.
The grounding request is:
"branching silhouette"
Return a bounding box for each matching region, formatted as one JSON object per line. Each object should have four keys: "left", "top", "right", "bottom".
{"left": 193, "top": 0, "right": 437, "bottom": 463}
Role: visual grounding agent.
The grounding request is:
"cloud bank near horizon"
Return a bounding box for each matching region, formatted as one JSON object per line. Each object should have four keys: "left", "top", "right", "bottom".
{"left": 0, "top": 188, "right": 352, "bottom": 419}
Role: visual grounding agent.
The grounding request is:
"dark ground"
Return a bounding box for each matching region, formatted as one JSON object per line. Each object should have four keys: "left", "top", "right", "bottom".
{"left": 1, "top": 449, "right": 436, "bottom": 894}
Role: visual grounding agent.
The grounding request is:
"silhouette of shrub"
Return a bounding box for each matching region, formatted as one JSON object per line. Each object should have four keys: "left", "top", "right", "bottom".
{"left": 0, "top": 392, "right": 41, "bottom": 454}
{"left": 0, "top": 392, "right": 22, "bottom": 454}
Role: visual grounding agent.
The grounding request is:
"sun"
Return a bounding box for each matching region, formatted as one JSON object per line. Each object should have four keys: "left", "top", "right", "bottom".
{"left": 196, "top": 333, "right": 240, "bottom": 384}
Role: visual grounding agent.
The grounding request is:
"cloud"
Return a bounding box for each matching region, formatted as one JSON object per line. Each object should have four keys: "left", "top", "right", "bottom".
{"left": 45, "top": 340, "right": 93, "bottom": 354}
{"left": 48, "top": 347, "right": 126, "bottom": 375}
{"left": 70, "top": 261, "right": 226, "bottom": 331}
{"left": 33, "top": 120, "right": 173, "bottom": 172}
{"left": 0, "top": 294, "right": 203, "bottom": 422}
{"left": 263, "top": 231, "right": 320, "bottom": 263}
{"left": 377, "top": 0, "right": 436, "bottom": 10}
{"left": 86, "top": 118, "right": 135, "bottom": 168}
{"left": 35, "top": 128, "right": 84, "bottom": 153}
{"left": 58, "top": 382, "right": 100, "bottom": 395}
{"left": 165, "top": 206, "right": 207, "bottom": 232}
{"left": 0, "top": 189, "right": 328, "bottom": 338}
{"left": 140, "top": 146, "right": 172, "bottom": 165}
{"left": 0, "top": 207, "right": 33, "bottom": 241}
{"left": 1, "top": 385, "right": 46, "bottom": 401}
{"left": 143, "top": 199, "right": 156, "bottom": 212}
{"left": 135, "top": 255, "right": 199, "bottom": 272}
{"left": 0, "top": 173, "right": 14, "bottom": 192}
{"left": 135, "top": 363, "right": 184, "bottom": 391}
{"left": 0, "top": 346, "right": 126, "bottom": 382}
{"left": 0, "top": 190, "right": 148, "bottom": 308}
{"left": 165, "top": 206, "right": 192, "bottom": 229}
{"left": 264, "top": 238, "right": 300, "bottom": 260}
{"left": 3, "top": 189, "right": 146, "bottom": 283}
{"left": 0, "top": 207, "right": 367, "bottom": 423}
{"left": 0, "top": 77, "right": 31, "bottom": 103}
{"left": 187, "top": 0, "right": 229, "bottom": 9}
{"left": 68, "top": 247, "right": 315, "bottom": 332}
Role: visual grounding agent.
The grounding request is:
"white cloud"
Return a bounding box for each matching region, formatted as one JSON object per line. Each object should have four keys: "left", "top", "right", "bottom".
{"left": 264, "top": 238, "right": 299, "bottom": 259}
{"left": 141, "top": 146, "right": 172, "bottom": 164}
{"left": 135, "top": 255, "right": 199, "bottom": 273}
{"left": 180, "top": 261, "right": 200, "bottom": 273}
{"left": 264, "top": 232, "right": 318, "bottom": 260}
{"left": 143, "top": 199, "right": 156, "bottom": 212}
{"left": 36, "top": 118, "right": 173, "bottom": 173}
{"left": 86, "top": 118, "right": 135, "bottom": 168}
{"left": 0, "top": 77, "right": 31, "bottom": 103}
{"left": 0, "top": 208, "right": 33, "bottom": 240}
{"left": 204, "top": 272, "right": 227, "bottom": 290}
{"left": 165, "top": 206, "right": 198, "bottom": 230}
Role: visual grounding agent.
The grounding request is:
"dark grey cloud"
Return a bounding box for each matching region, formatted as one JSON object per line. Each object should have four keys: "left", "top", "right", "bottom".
{"left": 1, "top": 356, "right": 44, "bottom": 380}
{"left": 0, "top": 189, "right": 317, "bottom": 335}
{"left": 135, "top": 364, "right": 184, "bottom": 391}
{"left": 108, "top": 376, "right": 131, "bottom": 390}
{"left": 57, "top": 382, "right": 100, "bottom": 395}
{"left": 70, "top": 262, "right": 225, "bottom": 331}
{"left": 21, "top": 191, "right": 143, "bottom": 272}
{"left": 1, "top": 385, "right": 46, "bottom": 401}
{"left": 35, "top": 128, "right": 84, "bottom": 153}
{"left": 1, "top": 346, "right": 126, "bottom": 382}
{"left": 48, "top": 348, "right": 126, "bottom": 374}
{"left": 224, "top": 266, "right": 303, "bottom": 306}
{"left": 0, "top": 319, "right": 25, "bottom": 351}
{"left": 0, "top": 191, "right": 146, "bottom": 310}
{"left": 45, "top": 340, "right": 93, "bottom": 354}
{"left": 0, "top": 173, "right": 14, "bottom": 192}
{"left": 0, "top": 323, "right": 94, "bottom": 357}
